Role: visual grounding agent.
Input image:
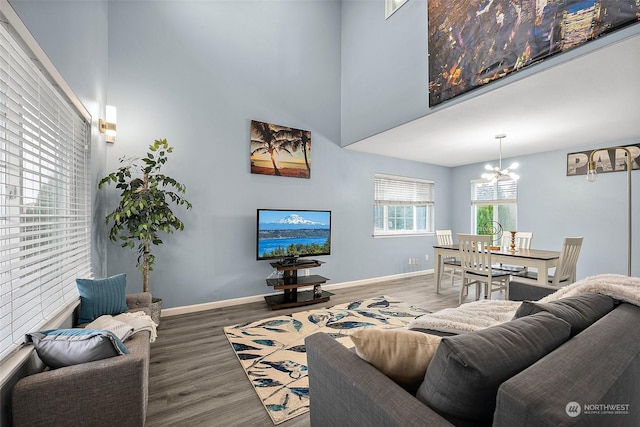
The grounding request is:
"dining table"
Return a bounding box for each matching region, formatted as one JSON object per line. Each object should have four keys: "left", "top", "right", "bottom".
{"left": 433, "top": 244, "right": 561, "bottom": 293}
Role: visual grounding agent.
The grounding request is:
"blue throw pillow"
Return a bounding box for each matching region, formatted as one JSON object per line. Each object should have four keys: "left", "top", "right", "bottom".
{"left": 76, "top": 274, "right": 129, "bottom": 324}
{"left": 27, "top": 329, "right": 129, "bottom": 369}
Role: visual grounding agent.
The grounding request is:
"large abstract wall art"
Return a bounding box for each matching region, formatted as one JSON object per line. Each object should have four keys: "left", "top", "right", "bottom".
{"left": 428, "top": 0, "right": 640, "bottom": 107}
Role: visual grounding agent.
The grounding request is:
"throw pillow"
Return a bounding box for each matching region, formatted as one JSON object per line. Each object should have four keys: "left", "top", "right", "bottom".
{"left": 27, "top": 329, "right": 129, "bottom": 369}
{"left": 76, "top": 273, "right": 129, "bottom": 324}
{"left": 417, "top": 312, "right": 571, "bottom": 424}
{"left": 513, "top": 292, "right": 615, "bottom": 336}
{"left": 350, "top": 328, "right": 442, "bottom": 393}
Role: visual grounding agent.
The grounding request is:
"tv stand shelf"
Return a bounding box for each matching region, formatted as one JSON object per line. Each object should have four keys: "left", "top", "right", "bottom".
{"left": 265, "top": 260, "right": 332, "bottom": 310}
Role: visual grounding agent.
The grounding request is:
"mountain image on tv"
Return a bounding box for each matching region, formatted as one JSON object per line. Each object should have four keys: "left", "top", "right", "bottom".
{"left": 257, "top": 210, "right": 331, "bottom": 259}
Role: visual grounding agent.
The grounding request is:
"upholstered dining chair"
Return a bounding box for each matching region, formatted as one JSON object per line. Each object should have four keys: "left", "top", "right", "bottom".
{"left": 435, "top": 229, "right": 460, "bottom": 287}
{"left": 457, "top": 234, "right": 511, "bottom": 304}
{"left": 515, "top": 237, "right": 584, "bottom": 286}
{"left": 494, "top": 231, "right": 533, "bottom": 273}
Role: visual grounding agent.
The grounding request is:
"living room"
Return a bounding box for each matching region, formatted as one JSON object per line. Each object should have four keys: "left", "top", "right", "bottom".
{"left": 1, "top": 0, "right": 639, "bottom": 426}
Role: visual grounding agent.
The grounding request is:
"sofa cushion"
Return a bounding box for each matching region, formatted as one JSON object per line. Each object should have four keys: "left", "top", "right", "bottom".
{"left": 350, "top": 328, "right": 441, "bottom": 393}
{"left": 27, "top": 328, "right": 129, "bottom": 369}
{"left": 513, "top": 292, "right": 615, "bottom": 336}
{"left": 76, "top": 273, "right": 129, "bottom": 324}
{"left": 417, "top": 311, "right": 571, "bottom": 424}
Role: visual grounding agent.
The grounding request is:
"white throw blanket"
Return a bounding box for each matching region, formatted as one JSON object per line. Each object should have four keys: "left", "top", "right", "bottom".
{"left": 407, "top": 299, "right": 521, "bottom": 332}
{"left": 407, "top": 274, "right": 640, "bottom": 333}
{"left": 539, "top": 274, "right": 640, "bottom": 306}
{"left": 86, "top": 311, "right": 157, "bottom": 343}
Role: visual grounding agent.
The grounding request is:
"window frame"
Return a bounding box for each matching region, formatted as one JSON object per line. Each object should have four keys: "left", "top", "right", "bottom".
{"left": 0, "top": 1, "right": 92, "bottom": 364}
{"left": 374, "top": 173, "right": 435, "bottom": 237}
{"left": 470, "top": 178, "right": 518, "bottom": 242}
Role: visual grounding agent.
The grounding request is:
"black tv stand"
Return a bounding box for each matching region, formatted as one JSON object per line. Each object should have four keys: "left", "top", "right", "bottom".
{"left": 277, "top": 257, "right": 317, "bottom": 267}
{"left": 265, "top": 260, "right": 332, "bottom": 310}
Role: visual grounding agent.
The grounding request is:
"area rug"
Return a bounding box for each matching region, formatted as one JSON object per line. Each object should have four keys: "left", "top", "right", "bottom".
{"left": 223, "top": 296, "right": 428, "bottom": 424}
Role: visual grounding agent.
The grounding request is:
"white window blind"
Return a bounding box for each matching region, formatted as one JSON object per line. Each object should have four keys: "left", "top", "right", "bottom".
{"left": 374, "top": 174, "right": 435, "bottom": 235}
{"left": 0, "top": 16, "right": 91, "bottom": 362}
{"left": 374, "top": 174, "right": 435, "bottom": 205}
{"left": 471, "top": 178, "right": 517, "bottom": 205}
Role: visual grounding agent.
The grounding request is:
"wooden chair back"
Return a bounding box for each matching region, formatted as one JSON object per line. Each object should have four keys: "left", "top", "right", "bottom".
{"left": 552, "top": 237, "right": 583, "bottom": 286}
{"left": 435, "top": 230, "right": 454, "bottom": 245}
{"left": 502, "top": 231, "right": 533, "bottom": 250}
{"left": 458, "top": 234, "right": 492, "bottom": 275}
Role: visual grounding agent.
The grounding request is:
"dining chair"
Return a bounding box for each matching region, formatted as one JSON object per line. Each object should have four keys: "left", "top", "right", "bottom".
{"left": 494, "top": 231, "right": 533, "bottom": 273}
{"left": 435, "top": 230, "right": 460, "bottom": 287}
{"left": 457, "top": 234, "right": 511, "bottom": 304}
{"left": 516, "top": 237, "right": 584, "bottom": 286}
{"left": 501, "top": 231, "right": 533, "bottom": 251}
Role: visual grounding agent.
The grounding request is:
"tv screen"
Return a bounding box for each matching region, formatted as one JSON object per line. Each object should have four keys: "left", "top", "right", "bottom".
{"left": 257, "top": 209, "right": 331, "bottom": 261}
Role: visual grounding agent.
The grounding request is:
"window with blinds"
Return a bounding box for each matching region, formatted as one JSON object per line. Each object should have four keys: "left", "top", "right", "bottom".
{"left": 471, "top": 178, "right": 518, "bottom": 235}
{"left": 374, "top": 174, "right": 434, "bottom": 236}
{"left": 0, "top": 16, "right": 91, "bottom": 362}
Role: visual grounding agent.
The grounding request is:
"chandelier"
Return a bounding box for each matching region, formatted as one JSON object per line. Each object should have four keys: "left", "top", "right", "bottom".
{"left": 481, "top": 134, "right": 519, "bottom": 184}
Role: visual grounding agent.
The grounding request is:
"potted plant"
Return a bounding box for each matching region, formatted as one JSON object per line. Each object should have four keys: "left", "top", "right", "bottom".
{"left": 99, "top": 138, "right": 192, "bottom": 325}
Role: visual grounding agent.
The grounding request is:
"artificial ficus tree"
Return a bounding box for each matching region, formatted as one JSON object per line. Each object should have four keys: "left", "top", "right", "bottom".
{"left": 99, "top": 139, "right": 192, "bottom": 293}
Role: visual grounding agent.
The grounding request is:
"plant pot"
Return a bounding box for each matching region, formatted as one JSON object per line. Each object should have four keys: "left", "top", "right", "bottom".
{"left": 150, "top": 297, "right": 163, "bottom": 327}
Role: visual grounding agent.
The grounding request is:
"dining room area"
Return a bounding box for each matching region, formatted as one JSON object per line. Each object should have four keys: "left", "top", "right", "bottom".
{"left": 433, "top": 229, "right": 584, "bottom": 305}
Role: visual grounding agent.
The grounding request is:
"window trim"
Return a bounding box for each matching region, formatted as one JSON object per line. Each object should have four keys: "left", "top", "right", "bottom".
{"left": 0, "top": 0, "right": 92, "bottom": 364}
{"left": 470, "top": 178, "right": 518, "bottom": 236}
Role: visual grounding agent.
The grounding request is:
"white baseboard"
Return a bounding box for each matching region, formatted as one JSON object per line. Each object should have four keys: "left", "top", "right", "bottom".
{"left": 161, "top": 269, "right": 433, "bottom": 317}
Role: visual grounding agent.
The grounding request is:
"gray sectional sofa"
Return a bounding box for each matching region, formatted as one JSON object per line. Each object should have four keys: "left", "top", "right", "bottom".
{"left": 306, "top": 284, "right": 640, "bottom": 426}
{"left": 11, "top": 292, "right": 152, "bottom": 427}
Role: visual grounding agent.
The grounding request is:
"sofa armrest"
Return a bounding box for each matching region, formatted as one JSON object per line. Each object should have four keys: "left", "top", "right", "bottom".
{"left": 127, "top": 292, "right": 152, "bottom": 311}
{"left": 12, "top": 353, "right": 146, "bottom": 427}
{"left": 508, "top": 279, "right": 558, "bottom": 301}
{"left": 494, "top": 303, "right": 640, "bottom": 427}
{"left": 305, "top": 332, "right": 454, "bottom": 427}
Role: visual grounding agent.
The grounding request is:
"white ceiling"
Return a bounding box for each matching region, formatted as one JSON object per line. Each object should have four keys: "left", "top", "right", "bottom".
{"left": 345, "top": 29, "right": 640, "bottom": 168}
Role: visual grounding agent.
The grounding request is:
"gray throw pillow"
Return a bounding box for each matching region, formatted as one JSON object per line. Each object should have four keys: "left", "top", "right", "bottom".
{"left": 27, "top": 328, "right": 129, "bottom": 369}
{"left": 513, "top": 293, "right": 615, "bottom": 336}
{"left": 417, "top": 312, "right": 571, "bottom": 424}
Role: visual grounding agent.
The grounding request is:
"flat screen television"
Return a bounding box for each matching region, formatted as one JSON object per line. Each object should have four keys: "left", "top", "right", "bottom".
{"left": 257, "top": 209, "right": 331, "bottom": 262}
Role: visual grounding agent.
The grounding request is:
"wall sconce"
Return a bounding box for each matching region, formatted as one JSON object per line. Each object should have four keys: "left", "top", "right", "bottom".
{"left": 587, "top": 146, "right": 633, "bottom": 276}
{"left": 99, "top": 105, "right": 117, "bottom": 143}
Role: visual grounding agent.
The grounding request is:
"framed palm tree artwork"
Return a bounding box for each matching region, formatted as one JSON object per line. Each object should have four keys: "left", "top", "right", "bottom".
{"left": 250, "top": 120, "right": 312, "bottom": 179}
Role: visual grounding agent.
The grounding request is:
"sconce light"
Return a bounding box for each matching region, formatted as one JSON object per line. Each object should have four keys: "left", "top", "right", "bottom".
{"left": 99, "top": 105, "right": 117, "bottom": 143}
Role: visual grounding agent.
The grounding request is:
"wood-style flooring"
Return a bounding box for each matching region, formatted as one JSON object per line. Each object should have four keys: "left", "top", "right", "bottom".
{"left": 145, "top": 272, "right": 482, "bottom": 427}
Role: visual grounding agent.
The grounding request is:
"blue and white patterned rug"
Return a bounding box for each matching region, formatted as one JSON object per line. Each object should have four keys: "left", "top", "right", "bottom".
{"left": 223, "top": 296, "right": 429, "bottom": 424}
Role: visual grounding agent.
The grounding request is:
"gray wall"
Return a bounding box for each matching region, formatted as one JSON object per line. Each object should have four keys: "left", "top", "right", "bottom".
{"left": 9, "top": 0, "right": 639, "bottom": 310}
{"left": 451, "top": 140, "right": 640, "bottom": 279}
{"left": 105, "top": 0, "right": 449, "bottom": 308}
{"left": 341, "top": 0, "right": 428, "bottom": 145}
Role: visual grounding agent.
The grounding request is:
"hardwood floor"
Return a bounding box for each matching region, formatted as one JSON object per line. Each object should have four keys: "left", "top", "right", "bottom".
{"left": 145, "top": 272, "right": 479, "bottom": 427}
